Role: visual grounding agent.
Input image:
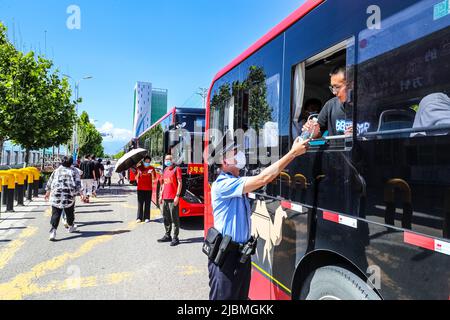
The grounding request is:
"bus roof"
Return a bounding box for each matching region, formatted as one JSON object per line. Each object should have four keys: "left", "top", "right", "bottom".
{"left": 211, "top": 0, "right": 324, "bottom": 85}
{"left": 137, "top": 107, "right": 205, "bottom": 140}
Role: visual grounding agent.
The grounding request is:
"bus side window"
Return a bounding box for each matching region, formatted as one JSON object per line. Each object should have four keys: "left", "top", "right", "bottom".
{"left": 290, "top": 40, "right": 352, "bottom": 149}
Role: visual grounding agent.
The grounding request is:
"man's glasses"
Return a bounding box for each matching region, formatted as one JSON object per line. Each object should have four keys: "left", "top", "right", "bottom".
{"left": 329, "top": 84, "right": 345, "bottom": 94}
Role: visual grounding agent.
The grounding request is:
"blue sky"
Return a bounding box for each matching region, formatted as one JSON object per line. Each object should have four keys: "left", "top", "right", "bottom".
{"left": 0, "top": 0, "right": 305, "bottom": 154}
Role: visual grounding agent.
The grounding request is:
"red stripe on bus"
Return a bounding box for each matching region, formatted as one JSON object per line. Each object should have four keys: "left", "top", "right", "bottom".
{"left": 404, "top": 232, "right": 435, "bottom": 251}
{"left": 323, "top": 211, "right": 340, "bottom": 224}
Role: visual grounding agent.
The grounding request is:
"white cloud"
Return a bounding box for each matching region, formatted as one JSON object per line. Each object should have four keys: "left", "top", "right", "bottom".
{"left": 97, "top": 122, "right": 133, "bottom": 143}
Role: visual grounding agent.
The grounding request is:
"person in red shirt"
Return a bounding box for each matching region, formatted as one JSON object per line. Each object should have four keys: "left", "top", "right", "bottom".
{"left": 136, "top": 156, "right": 156, "bottom": 223}
{"left": 158, "top": 154, "right": 183, "bottom": 246}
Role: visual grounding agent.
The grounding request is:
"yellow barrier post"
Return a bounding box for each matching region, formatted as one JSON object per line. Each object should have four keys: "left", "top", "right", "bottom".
{"left": 10, "top": 169, "right": 26, "bottom": 206}
{"left": 28, "top": 167, "right": 41, "bottom": 198}
{"left": 22, "top": 169, "right": 35, "bottom": 201}
{"left": 0, "top": 172, "right": 16, "bottom": 212}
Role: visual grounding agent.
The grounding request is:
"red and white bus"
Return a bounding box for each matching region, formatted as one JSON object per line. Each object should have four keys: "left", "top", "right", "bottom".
{"left": 204, "top": 0, "right": 450, "bottom": 300}
{"left": 134, "top": 107, "right": 205, "bottom": 218}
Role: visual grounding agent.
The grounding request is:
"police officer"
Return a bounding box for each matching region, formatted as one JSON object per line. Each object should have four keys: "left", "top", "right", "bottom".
{"left": 209, "top": 136, "right": 310, "bottom": 300}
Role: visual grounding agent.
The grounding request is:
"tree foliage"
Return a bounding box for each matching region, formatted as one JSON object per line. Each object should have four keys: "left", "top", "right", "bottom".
{"left": 77, "top": 111, "right": 104, "bottom": 158}
{"left": 0, "top": 22, "right": 77, "bottom": 165}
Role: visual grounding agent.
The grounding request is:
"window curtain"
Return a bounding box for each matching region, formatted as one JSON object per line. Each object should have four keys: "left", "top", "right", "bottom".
{"left": 292, "top": 62, "right": 306, "bottom": 138}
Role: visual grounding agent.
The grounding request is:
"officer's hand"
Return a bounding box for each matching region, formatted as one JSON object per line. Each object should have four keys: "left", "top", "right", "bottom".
{"left": 174, "top": 196, "right": 179, "bottom": 206}
{"left": 291, "top": 138, "right": 310, "bottom": 157}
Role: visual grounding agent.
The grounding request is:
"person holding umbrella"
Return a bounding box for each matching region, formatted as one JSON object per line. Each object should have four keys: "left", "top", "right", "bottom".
{"left": 135, "top": 156, "right": 156, "bottom": 223}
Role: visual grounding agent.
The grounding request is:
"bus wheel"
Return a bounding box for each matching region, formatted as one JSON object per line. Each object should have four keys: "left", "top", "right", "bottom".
{"left": 299, "top": 266, "right": 381, "bottom": 300}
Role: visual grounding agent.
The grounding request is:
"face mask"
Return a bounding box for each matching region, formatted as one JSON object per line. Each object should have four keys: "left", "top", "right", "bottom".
{"left": 144, "top": 163, "right": 151, "bottom": 168}
{"left": 165, "top": 161, "right": 172, "bottom": 167}
{"left": 233, "top": 151, "right": 246, "bottom": 170}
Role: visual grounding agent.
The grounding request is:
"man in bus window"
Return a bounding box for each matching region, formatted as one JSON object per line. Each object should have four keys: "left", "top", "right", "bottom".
{"left": 209, "top": 135, "right": 309, "bottom": 300}
{"left": 302, "top": 65, "right": 353, "bottom": 138}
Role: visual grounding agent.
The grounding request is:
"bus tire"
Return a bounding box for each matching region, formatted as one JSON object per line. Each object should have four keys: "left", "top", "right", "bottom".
{"left": 299, "top": 265, "right": 380, "bottom": 300}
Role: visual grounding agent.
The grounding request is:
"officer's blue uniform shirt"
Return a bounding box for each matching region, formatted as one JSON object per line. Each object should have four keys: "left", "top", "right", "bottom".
{"left": 211, "top": 172, "right": 251, "bottom": 244}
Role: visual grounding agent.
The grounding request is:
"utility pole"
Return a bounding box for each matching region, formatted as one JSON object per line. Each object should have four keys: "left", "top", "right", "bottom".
{"left": 63, "top": 75, "right": 93, "bottom": 161}
{"left": 196, "top": 87, "right": 208, "bottom": 109}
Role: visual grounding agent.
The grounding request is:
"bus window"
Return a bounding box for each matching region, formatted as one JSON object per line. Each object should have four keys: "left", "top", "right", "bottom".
{"left": 291, "top": 39, "right": 354, "bottom": 150}
{"left": 355, "top": 0, "right": 450, "bottom": 239}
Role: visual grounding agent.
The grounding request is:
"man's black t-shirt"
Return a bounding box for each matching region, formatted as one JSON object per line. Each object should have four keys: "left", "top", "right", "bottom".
{"left": 80, "top": 160, "right": 95, "bottom": 180}
{"left": 94, "top": 161, "right": 104, "bottom": 178}
{"left": 317, "top": 97, "right": 350, "bottom": 136}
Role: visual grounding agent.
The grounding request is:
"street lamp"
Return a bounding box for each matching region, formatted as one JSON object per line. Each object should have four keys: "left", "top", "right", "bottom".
{"left": 63, "top": 74, "right": 93, "bottom": 161}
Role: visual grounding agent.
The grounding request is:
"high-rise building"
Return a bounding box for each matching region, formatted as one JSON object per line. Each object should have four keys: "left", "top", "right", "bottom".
{"left": 133, "top": 82, "right": 152, "bottom": 138}
{"left": 151, "top": 88, "right": 168, "bottom": 125}
{"left": 132, "top": 82, "right": 168, "bottom": 138}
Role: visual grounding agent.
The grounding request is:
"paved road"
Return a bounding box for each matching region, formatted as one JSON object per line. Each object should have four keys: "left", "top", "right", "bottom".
{"left": 0, "top": 182, "right": 209, "bottom": 300}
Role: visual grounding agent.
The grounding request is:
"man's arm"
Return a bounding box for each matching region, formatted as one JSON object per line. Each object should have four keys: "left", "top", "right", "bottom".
{"left": 243, "top": 139, "right": 309, "bottom": 194}
{"left": 174, "top": 168, "right": 183, "bottom": 206}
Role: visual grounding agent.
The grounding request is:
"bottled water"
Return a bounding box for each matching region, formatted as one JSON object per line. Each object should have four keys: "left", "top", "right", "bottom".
{"left": 300, "top": 118, "right": 318, "bottom": 141}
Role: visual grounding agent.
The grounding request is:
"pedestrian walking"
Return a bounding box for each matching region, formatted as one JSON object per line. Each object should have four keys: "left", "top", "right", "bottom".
{"left": 118, "top": 171, "right": 125, "bottom": 185}
{"left": 206, "top": 135, "right": 309, "bottom": 300}
{"left": 62, "top": 161, "right": 84, "bottom": 229}
{"left": 92, "top": 156, "right": 104, "bottom": 195}
{"left": 135, "top": 156, "right": 155, "bottom": 223}
{"left": 103, "top": 161, "right": 114, "bottom": 188}
{"left": 158, "top": 154, "right": 182, "bottom": 247}
{"left": 45, "top": 156, "right": 82, "bottom": 241}
{"left": 80, "top": 155, "right": 96, "bottom": 203}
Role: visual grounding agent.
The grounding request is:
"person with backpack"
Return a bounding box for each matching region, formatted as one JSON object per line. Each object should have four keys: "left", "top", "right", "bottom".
{"left": 158, "top": 154, "right": 183, "bottom": 247}
{"left": 45, "top": 156, "right": 82, "bottom": 241}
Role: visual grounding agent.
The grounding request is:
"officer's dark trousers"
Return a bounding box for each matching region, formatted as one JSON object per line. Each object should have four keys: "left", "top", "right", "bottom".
{"left": 137, "top": 190, "right": 152, "bottom": 221}
{"left": 51, "top": 205, "right": 75, "bottom": 230}
{"left": 208, "top": 250, "right": 251, "bottom": 300}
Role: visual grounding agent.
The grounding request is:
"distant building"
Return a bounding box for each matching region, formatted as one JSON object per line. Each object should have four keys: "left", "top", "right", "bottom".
{"left": 132, "top": 82, "right": 168, "bottom": 138}
{"left": 0, "top": 141, "right": 68, "bottom": 167}
{"left": 151, "top": 88, "right": 168, "bottom": 125}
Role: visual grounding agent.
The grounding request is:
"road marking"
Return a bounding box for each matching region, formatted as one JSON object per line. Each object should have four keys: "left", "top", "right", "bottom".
{"left": 45, "top": 208, "right": 51, "bottom": 217}
{"left": 28, "top": 272, "right": 133, "bottom": 297}
{"left": 0, "top": 227, "right": 38, "bottom": 271}
{"left": 0, "top": 222, "right": 138, "bottom": 300}
{"left": 176, "top": 265, "right": 203, "bottom": 276}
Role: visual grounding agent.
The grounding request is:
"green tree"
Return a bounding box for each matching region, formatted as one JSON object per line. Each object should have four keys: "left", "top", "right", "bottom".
{"left": 78, "top": 111, "right": 104, "bottom": 158}
{"left": 243, "top": 66, "right": 272, "bottom": 131}
{"left": 5, "top": 52, "right": 76, "bottom": 166}
{"left": 0, "top": 23, "right": 19, "bottom": 159}
{"left": 113, "top": 150, "right": 125, "bottom": 160}
{"left": 0, "top": 22, "right": 77, "bottom": 166}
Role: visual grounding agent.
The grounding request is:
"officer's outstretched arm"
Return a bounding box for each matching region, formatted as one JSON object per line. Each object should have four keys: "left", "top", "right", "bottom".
{"left": 243, "top": 138, "right": 309, "bottom": 194}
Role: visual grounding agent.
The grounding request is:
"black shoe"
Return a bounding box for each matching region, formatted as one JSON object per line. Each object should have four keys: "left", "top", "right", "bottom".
{"left": 170, "top": 237, "right": 180, "bottom": 247}
{"left": 157, "top": 235, "right": 172, "bottom": 243}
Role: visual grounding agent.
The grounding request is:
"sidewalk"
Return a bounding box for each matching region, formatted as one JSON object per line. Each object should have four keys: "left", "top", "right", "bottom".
{"left": 0, "top": 182, "right": 208, "bottom": 300}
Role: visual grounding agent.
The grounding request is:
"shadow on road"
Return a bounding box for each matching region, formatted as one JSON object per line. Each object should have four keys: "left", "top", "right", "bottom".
{"left": 76, "top": 209, "right": 115, "bottom": 214}
{"left": 0, "top": 227, "right": 27, "bottom": 231}
{"left": 180, "top": 217, "right": 204, "bottom": 231}
{"left": 179, "top": 237, "right": 204, "bottom": 245}
{"left": 55, "top": 229, "right": 131, "bottom": 242}
{"left": 76, "top": 220, "right": 124, "bottom": 227}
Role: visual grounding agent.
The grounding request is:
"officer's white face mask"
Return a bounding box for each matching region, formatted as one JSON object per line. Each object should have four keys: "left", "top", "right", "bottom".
{"left": 226, "top": 151, "right": 246, "bottom": 170}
